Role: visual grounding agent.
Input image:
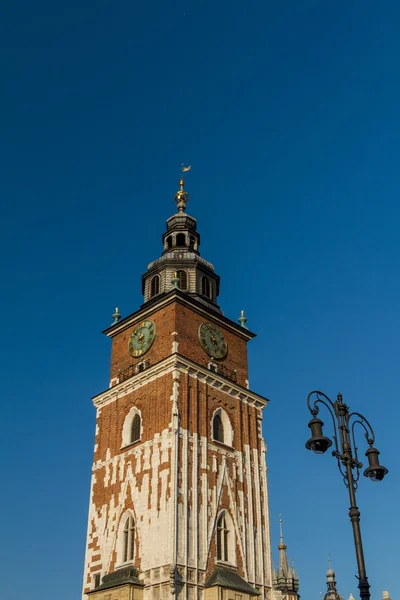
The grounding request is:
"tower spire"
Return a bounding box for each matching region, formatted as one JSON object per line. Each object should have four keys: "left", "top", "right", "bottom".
{"left": 278, "top": 515, "right": 289, "bottom": 577}
{"left": 273, "top": 515, "right": 299, "bottom": 598}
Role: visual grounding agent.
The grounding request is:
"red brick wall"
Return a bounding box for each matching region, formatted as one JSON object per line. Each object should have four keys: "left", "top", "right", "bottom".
{"left": 109, "top": 299, "right": 249, "bottom": 387}
{"left": 94, "top": 374, "right": 173, "bottom": 463}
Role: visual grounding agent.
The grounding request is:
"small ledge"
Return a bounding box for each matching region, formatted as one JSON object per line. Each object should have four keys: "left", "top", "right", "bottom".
{"left": 120, "top": 439, "right": 142, "bottom": 451}
{"left": 211, "top": 439, "right": 234, "bottom": 452}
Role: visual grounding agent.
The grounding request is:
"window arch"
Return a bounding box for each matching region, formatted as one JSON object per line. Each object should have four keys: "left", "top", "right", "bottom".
{"left": 215, "top": 510, "right": 235, "bottom": 564}
{"left": 176, "top": 233, "right": 186, "bottom": 247}
{"left": 212, "top": 408, "right": 233, "bottom": 446}
{"left": 201, "top": 276, "right": 211, "bottom": 298}
{"left": 166, "top": 236, "right": 173, "bottom": 249}
{"left": 217, "top": 513, "right": 229, "bottom": 561}
{"left": 122, "top": 407, "right": 142, "bottom": 447}
{"left": 189, "top": 235, "right": 195, "bottom": 249}
{"left": 150, "top": 275, "right": 160, "bottom": 297}
{"left": 122, "top": 515, "right": 135, "bottom": 563}
{"left": 176, "top": 270, "right": 188, "bottom": 290}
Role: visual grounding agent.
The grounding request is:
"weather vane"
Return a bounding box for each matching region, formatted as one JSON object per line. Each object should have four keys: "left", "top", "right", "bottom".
{"left": 175, "top": 164, "right": 191, "bottom": 213}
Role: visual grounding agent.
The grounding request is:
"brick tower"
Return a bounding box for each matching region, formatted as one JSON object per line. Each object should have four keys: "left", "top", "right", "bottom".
{"left": 82, "top": 174, "right": 273, "bottom": 600}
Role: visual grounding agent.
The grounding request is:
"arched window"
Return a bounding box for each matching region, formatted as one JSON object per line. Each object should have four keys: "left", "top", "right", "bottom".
{"left": 131, "top": 414, "right": 141, "bottom": 444}
{"left": 212, "top": 408, "right": 233, "bottom": 446}
{"left": 217, "top": 514, "right": 229, "bottom": 561}
{"left": 202, "top": 276, "right": 211, "bottom": 298}
{"left": 176, "top": 233, "right": 186, "bottom": 247}
{"left": 123, "top": 515, "right": 135, "bottom": 563}
{"left": 167, "top": 236, "right": 173, "bottom": 249}
{"left": 122, "top": 407, "right": 142, "bottom": 447}
{"left": 213, "top": 413, "right": 224, "bottom": 443}
{"left": 176, "top": 270, "right": 188, "bottom": 290}
{"left": 150, "top": 275, "right": 160, "bottom": 297}
{"left": 189, "top": 236, "right": 195, "bottom": 249}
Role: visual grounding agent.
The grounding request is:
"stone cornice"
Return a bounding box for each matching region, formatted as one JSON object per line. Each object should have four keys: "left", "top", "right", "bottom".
{"left": 92, "top": 353, "right": 269, "bottom": 410}
{"left": 103, "top": 289, "right": 256, "bottom": 341}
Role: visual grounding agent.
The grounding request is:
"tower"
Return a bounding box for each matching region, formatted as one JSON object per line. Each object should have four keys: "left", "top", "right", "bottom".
{"left": 272, "top": 519, "right": 299, "bottom": 600}
{"left": 322, "top": 565, "right": 342, "bottom": 600}
{"left": 82, "top": 175, "right": 274, "bottom": 600}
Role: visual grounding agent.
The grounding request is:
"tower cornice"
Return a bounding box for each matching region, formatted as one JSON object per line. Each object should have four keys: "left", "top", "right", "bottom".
{"left": 103, "top": 289, "right": 256, "bottom": 341}
{"left": 92, "top": 352, "right": 268, "bottom": 409}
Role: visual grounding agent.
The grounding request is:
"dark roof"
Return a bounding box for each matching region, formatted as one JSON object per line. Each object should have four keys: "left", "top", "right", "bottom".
{"left": 205, "top": 565, "right": 260, "bottom": 595}
{"left": 89, "top": 566, "right": 143, "bottom": 593}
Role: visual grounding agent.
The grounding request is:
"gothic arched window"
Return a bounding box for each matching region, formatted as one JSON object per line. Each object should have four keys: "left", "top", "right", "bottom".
{"left": 216, "top": 514, "right": 229, "bottom": 561}
{"left": 176, "top": 270, "right": 188, "bottom": 290}
{"left": 176, "top": 233, "right": 186, "bottom": 247}
{"left": 213, "top": 413, "right": 224, "bottom": 443}
{"left": 212, "top": 408, "right": 233, "bottom": 446}
{"left": 150, "top": 275, "right": 160, "bottom": 297}
{"left": 122, "top": 407, "right": 142, "bottom": 447}
{"left": 202, "top": 276, "right": 211, "bottom": 298}
{"left": 123, "top": 516, "right": 135, "bottom": 563}
{"left": 131, "top": 414, "right": 141, "bottom": 444}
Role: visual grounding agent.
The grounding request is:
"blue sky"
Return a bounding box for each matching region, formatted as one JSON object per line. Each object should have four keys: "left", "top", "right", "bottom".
{"left": 0, "top": 1, "right": 398, "bottom": 598}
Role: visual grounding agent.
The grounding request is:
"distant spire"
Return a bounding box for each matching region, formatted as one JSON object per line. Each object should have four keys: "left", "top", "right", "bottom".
{"left": 273, "top": 515, "right": 299, "bottom": 596}
{"left": 278, "top": 515, "right": 289, "bottom": 577}
{"left": 174, "top": 164, "right": 191, "bottom": 213}
{"left": 323, "top": 561, "right": 342, "bottom": 600}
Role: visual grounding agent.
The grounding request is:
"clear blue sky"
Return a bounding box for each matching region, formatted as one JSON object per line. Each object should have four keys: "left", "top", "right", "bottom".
{"left": 0, "top": 1, "right": 398, "bottom": 598}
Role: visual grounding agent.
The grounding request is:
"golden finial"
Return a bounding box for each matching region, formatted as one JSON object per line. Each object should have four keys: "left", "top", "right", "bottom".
{"left": 175, "top": 164, "right": 191, "bottom": 213}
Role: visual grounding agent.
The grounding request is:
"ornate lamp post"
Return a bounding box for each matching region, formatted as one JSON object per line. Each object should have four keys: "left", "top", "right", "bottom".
{"left": 305, "top": 391, "right": 388, "bottom": 600}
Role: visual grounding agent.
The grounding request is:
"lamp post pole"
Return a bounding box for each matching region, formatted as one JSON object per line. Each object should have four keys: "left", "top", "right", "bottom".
{"left": 305, "top": 391, "right": 388, "bottom": 600}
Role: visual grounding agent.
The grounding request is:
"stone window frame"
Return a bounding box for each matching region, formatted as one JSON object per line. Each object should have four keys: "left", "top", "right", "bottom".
{"left": 211, "top": 407, "right": 233, "bottom": 447}
{"left": 150, "top": 274, "right": 160, "bottom": 297}
{"left": 122, "top": 406, "right": 143, "bottom": 449}
{"left": 215, "top": 509, "right": 236, "bottom": 565}
{"left": 176, "top": 269, "right": 188, "bottom": 291}
{"left": 116, "top": 510, "right": 136, "bottom": 566}
{"left": 201, "top": 275, "right": 212, "bottom": 299}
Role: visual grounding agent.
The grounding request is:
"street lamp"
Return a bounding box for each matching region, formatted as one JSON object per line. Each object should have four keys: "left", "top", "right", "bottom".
{"left": 305, "top": 391, "right": 388, "bottom": 600}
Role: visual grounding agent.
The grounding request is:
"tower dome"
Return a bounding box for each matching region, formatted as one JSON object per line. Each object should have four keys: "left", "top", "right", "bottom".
{"left": 323, "top": 563, "right": 343, "bottom": 600}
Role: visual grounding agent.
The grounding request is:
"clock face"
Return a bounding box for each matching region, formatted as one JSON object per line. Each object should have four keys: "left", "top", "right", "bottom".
{"left": 129, "top": 320, "right": 156, "bottom": 358}
{"left": 198, "top": 322, "right": 228, "bottom": 360}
